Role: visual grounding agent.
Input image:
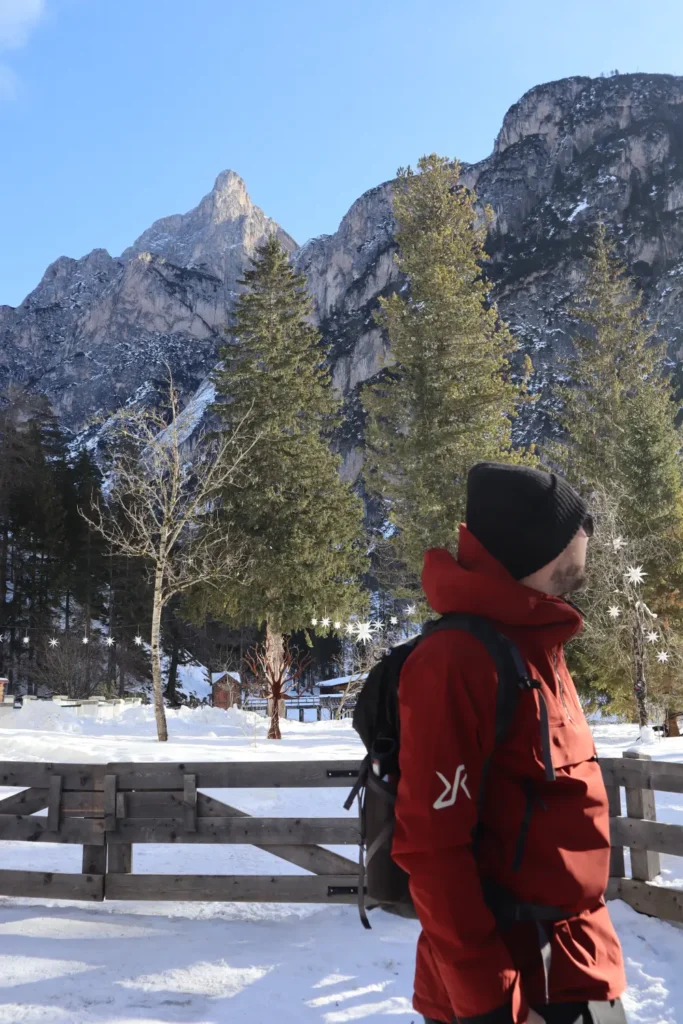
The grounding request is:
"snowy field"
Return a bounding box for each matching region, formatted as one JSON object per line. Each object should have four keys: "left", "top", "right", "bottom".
{"left": 0, "top": 705, "right": 682, "bottom": 1023}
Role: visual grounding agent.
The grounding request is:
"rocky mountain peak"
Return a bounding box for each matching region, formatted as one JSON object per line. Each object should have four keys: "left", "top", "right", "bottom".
{"left": 123, "top": 169, "right": 296, "bottom": 279}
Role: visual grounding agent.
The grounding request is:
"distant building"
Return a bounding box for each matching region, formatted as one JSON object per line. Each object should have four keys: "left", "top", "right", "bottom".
{"left": 211, "top": 671, "right": 241, "bottom": 710}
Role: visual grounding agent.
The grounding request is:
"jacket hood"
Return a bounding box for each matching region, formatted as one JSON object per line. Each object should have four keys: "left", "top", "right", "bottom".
{"left": 422, "top": 525, "right": 582, "bottom": 647}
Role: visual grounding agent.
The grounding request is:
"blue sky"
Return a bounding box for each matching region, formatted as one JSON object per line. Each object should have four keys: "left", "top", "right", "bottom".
{"left": 1, "top": 0, "right": 683, "bottom": 306}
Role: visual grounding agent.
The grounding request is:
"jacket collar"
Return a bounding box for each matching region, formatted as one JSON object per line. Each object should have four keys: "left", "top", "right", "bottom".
{"left": 421, "top": 525, "right": 583, "bottom": 648}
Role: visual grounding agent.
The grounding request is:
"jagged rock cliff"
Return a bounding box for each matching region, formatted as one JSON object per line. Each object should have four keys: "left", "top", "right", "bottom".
{"left": 302, "top": 73, "right": 683, "bottom": 454}
{"left": 3, "top": 73, "right": 683, "bottom": 458}
{"left": 0, "top": 171, "right": 295, "bottom": 429}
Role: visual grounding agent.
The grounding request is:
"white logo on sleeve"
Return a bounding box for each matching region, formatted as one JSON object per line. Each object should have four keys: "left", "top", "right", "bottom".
{"left": 433, "top": 765, "right": 471, "bottom": 809}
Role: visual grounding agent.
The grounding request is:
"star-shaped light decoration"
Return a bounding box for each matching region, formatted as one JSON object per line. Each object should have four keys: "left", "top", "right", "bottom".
{"left": 134, "top": 635, "right": 144, "bottom": 646}
{"left": 608, "top": 606, "right": 621, "bottom": 619}
{"left": 657, "top": 651, "right": 670, "bottom": 664}
{"left": 22, "top": 636, "right": 29, "bottom": 646}
{"left": 613, "top": 536, "right": 627, "bottom": 552}
{"left": 390, "top": 616, "right": 399, "bottom": 625}
{"left": 321, "top": 617, "right": 331, "bottom": 629}
{"left": 333, "top": 621, "right": 341, "bottom": 630}
{"left": 625, "top": 566, "right": 647, "bottom": 586}
{"left": 82, "top": 636, "right": 89, "bottom": 645}
{"left": 346, "top": 622, "right": 357, "bottom": 637}
{"left": 105, "top": 637, "right": 116, "bottom": 647}
{"left": 406, "top": 603, "right": 417, "bottom": 617}
{"left": 311, "top": 618, "right": 318, "bottom": 627}
{"left": 370, "top": 621, "right": 383, "bottom": 633}
{"left": 355, "top": 621, "right": 373, "bottom": 643}
{"left": 48, "top": 637, "right": 59, "bottom": 648}
{"left": 646, "top": 631, "right": 660, "bottom": 644}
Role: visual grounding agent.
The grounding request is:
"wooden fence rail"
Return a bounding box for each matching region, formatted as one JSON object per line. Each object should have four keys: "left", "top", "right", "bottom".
{"left": 0, "top": 754, "right": 682, "bottom": 924}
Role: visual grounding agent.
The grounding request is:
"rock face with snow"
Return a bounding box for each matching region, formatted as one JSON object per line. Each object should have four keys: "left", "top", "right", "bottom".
{"left": 301, "top": 73, "right": 683, "bottom": 452}
{"left": 2, "top": 73, "right": 683, "bottom": 455}
{"left": 0, "top": 171, "right": 295, "bottom": 430}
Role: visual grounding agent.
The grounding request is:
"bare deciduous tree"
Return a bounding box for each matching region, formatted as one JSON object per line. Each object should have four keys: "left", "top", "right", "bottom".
{"left": 243, "top": 637, "right": 311, "bottom": 739}
{"left": 30, "top": 633, "right": 108, "bottom": 700}
{"left": 83, "top": 369, "right": 256, "bottom": 741}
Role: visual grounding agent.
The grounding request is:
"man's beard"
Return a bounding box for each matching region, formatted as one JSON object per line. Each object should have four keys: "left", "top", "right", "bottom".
{"left": 550, "top": 563, "right": 587, "bottom": 596}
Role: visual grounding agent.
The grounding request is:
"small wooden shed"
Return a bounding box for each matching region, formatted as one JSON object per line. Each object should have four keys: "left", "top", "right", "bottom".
{"left": 212, "top": 672, "right": 241, "bottom": 710}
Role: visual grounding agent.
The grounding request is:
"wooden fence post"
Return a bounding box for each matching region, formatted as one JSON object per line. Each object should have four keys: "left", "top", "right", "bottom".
{"left": 604, "top": 769, "right": 625, "bottom": 881}
{"left": 624, "top": 750, "right": 661, "bottom": 882}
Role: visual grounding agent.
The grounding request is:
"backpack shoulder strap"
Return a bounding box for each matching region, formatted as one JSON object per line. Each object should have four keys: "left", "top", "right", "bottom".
{"left": 421, "top": 613, "right": 555, "bottom": 782}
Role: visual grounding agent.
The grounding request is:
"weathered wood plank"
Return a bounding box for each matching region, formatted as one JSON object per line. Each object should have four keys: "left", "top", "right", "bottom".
{"left": 607, "top": 877, "right": 683, "bottom": 924}
{"left": 107, "top": 817, "right": 361, "bottom": 845}
{"left": 47, "top": 775, "right": 63, "bottom": 832}
{"left": 0, "top": 763, "right": 105, "bottom": 791}
{"left": 82, "top": 844, "right": 107, "bottom": 875}
{"left": 0, "top": 788, "right": 49, "bottom": 815}
{"left": 624, "top": 751, "right": 661, "bottom": 882}
{"left": 60, "top": 792, "right": 104, "bottom": 817}
{"left": 184, "top": 774, "right": 197, "bottom": 833}
{"left": 601, "top": 757, "right": 683, "bottom": 794}
{"left": 107, "top": 761, "right": 362, "bottom": 791}
{"left": 0, "top": 869, "right": 103, "bottom": 901}
{"left": 108, "top": 843, "right": 132, "bottom": 874}
{"left": 609, "top": 817, "right": 683, "bottom": 858}
{"left": 605, "top": 777, "right": 625, "bottom": 879}
{"left": 0, "top": 814, "right": 104, "bottom": 844}
{"left": 104, "top": 775, "right": 117, "bottom": 832}
{"left": 104, "top": 873, "right": 362, "bottom": 903}
{"left": 197, "top": 793, "right": 357, "bottom": 876}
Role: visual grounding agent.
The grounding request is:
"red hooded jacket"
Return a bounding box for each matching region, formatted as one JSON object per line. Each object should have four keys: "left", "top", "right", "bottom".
{"left": 392, "top": 528, "right": 626, "bottom": 1023}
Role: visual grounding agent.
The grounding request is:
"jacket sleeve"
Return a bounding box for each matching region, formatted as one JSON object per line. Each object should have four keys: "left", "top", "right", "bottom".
{"left": 392, "top": 637, "right": 526, "bottom": 1023}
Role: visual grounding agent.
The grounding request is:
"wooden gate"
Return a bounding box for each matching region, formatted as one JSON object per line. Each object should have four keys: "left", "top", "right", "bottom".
{"left": 0, "top": 760, "right": 361, "bottom": 904}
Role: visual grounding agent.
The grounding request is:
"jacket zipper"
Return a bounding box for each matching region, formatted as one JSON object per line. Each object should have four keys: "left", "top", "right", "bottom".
{"left": 553, "top": 650, "right": 573, "bottom": 722}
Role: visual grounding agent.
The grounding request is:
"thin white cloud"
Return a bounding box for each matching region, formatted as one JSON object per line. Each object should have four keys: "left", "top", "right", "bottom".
{"left": 0, "top": 0, "right": 45, "bottom": 49}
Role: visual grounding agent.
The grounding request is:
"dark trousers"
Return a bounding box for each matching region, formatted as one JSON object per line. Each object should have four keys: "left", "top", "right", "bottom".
{"left": 425, "top": 1000, "right": 627, "bottom": 1024}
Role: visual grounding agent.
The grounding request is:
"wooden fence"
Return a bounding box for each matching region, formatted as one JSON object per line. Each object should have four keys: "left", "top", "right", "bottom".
{"left": 0, "top": 753, "right": 682, "bottom": 923}
{"left": 0, "top": 759, "right": 361, "bottom": 904}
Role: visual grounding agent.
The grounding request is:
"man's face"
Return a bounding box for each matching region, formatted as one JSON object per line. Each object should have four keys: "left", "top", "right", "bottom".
{"left": 549, "top": 526, "right": 590, "bottom": 596}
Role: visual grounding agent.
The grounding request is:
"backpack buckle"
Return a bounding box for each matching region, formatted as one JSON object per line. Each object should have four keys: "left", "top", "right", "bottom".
{"left": 518, "top": 676, "right": 539, "bottom": 691}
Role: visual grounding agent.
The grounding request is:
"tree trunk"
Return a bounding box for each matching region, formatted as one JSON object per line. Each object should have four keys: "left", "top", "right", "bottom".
{"left": 151, "top": 569, "right": 168, "bottom": 742}
{"left": 665, "top": 712, "right": 680, "bottom": 738}
{"left": 265, "top": 622, "right": 284, "bottom": 740}
{"left": 166, "top": 637, "right": 180, "bottom": 706}
{"left": 632, "top": 619, "right": 649, "bottom": 729}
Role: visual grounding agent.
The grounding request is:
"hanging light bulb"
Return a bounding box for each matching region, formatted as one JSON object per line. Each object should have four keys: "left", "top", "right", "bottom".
{"left": 22, "top": 635, "right": 29, "bottom": 645}
{"left": 134, "top": 635, "right": 144, "bottom": 646}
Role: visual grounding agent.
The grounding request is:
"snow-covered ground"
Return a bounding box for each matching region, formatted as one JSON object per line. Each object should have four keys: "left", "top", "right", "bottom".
{"left": 0, "top": 706, "right": 682, "bottom": 1023}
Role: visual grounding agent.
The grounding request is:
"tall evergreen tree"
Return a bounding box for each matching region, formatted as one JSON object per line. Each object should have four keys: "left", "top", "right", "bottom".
{"left": 555, "top": 224, "right": 681, "bottom": 513}
{"left": 208, "top": 236, "right": 367, "bottom": 687}
{"left": 554, "top": 225, "right": 683, "bottom": 723}
{"left": 363, "top": 155, "right": 529, "bottom": 578}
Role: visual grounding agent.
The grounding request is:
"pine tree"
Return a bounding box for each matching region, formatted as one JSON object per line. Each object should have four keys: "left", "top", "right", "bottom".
{"left": 208, "top": 236, "right": 367, "bottom": 725}
{"left": 555, "top": 225, "right": 683, "bottom": 723}
{"left": 363, "top": 155, "right": 529, "bottom": 578}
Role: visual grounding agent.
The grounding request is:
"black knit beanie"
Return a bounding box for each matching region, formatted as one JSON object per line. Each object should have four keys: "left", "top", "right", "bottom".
{"left": 465, "top": 463, "right": 588, "bottom": 580}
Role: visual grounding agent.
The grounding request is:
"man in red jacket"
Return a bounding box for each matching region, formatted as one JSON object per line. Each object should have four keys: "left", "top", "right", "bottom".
{"left": 393, "top": 463, "right": 627, "bottom": 1024}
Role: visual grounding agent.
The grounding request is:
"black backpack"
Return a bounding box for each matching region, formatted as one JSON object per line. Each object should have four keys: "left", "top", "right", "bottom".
{"left": 344, "top": 613, "right": 558, "bottom": 930}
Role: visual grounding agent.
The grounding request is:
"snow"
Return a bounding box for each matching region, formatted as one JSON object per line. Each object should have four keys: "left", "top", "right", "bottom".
{"left": 0, "top": 710, "right": 682, "bottom": 1021}
{"left": 568, "top": 199, "right": 590, "bottom": 222}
